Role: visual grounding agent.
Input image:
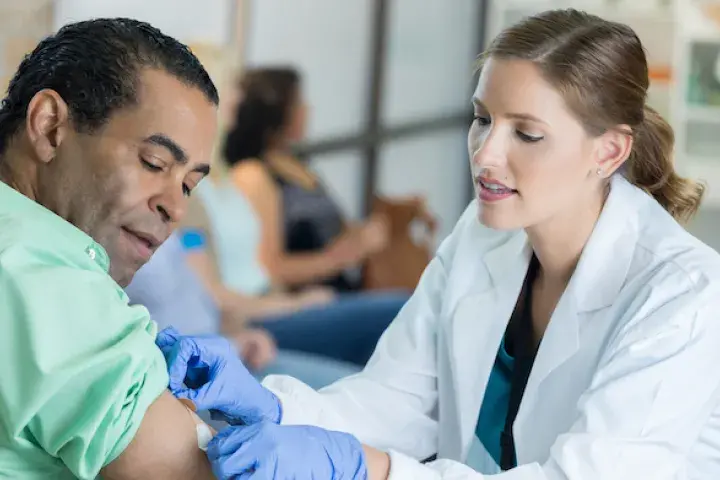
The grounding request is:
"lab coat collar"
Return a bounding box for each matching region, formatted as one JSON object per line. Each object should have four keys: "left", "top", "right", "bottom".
{"left": 515, "top": 176, "right": 641, "bottom": 461}
{"left": 562, "top": 175, "right": 638, "bottom": 313}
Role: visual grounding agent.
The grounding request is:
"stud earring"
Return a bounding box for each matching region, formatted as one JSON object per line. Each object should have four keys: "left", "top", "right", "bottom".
{"left": 596, "top": 168, "right": 603, "bottom": 178}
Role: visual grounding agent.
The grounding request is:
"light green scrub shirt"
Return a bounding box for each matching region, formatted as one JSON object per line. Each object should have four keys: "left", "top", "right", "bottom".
{"left": 0, "top": 181, "right": 169, "bottom": 479}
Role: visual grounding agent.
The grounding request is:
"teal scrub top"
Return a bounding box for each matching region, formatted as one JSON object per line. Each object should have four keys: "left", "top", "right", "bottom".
{"left": 475, "top": 340, "right": 515, "bottom": 468}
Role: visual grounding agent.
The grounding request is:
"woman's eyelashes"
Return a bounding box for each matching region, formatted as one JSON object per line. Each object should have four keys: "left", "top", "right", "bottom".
{"left": 516, "top": 130, "right": 544, "bottom": 143}
{"left": 473, "top": 115, "right": 544, "bottom": 143}
{"left": 474, "top": 115, "right": 491, "bottom": 127}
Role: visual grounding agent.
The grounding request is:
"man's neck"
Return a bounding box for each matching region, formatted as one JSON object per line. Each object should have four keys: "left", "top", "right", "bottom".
{"left": 0, "top": 152, "right": 38, "bottom": 201}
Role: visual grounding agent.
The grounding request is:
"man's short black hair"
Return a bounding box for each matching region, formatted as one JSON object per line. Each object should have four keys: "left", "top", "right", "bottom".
{"left": 0, "top": 17, "right": 219, "bottom": 155}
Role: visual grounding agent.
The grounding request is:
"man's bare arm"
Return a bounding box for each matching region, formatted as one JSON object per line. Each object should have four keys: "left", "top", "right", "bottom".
{"left": 101, "top": 391, "right": 216, "bottom": 479}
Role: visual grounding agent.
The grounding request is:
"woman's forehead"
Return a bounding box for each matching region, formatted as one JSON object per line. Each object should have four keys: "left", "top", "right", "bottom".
{"left": 473, "top": 58, "right": 570, "bottom": 121}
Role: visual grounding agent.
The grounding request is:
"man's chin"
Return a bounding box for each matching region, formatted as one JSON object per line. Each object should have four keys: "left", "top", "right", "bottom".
{"left": 108, "top": 261, "right": 141, "bottom": 288}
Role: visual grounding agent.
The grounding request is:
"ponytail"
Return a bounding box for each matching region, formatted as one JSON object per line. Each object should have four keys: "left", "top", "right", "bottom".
{"left": 626, "top": 105, "right": 705, "bottom": 223}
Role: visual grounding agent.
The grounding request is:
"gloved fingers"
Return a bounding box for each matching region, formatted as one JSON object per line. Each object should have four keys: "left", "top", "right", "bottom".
{"left": 209, "top": 410, "right": 236, "bottom": 425}
{"left": 184, "top": 362, "right": 211, "bottom": 390}
{"left": 210, "top": 453, "right": 250, "bottom": 480}
{"left": 209, "top": 443, "right": 257, "bottom": 479}
{"left": 173, "top": 382, "right": 216, "bottom": 412}
{"left": 155, "top": 326, "right": 181, "bottom": 352}
{"left": 245, "top": 464, "right": 273, "bottom": 479}
{"left": 166, "top": 337, "right": 203, "bottom": 391}
{"left": 207, "top": 423, "right": 263, "bottom": 460}
{"left": 194, "top": 335, "right": 237, "bottom": 358}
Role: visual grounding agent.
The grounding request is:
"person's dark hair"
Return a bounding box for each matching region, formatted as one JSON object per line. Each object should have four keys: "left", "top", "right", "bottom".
{"left": 483, "top": 8, "right": 704, "bottom": 223}
{"left": 0, "top": 17, "right": 219, "bottom": 156}
{"left": 222, "top": 67, "right": 300, "bottom": 167}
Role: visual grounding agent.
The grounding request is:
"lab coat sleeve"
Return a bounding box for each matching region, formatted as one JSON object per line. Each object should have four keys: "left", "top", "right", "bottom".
{"left": 263, "top": 242, "right": 451, "bottom": 461}
{"left": 533, "top": 287, "right": 720, "bottom": 479}
{"left": 273, "top": 270, "right": 720, "bottom": 479}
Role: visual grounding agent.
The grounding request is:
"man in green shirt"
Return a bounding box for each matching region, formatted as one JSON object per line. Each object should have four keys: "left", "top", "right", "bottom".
{"left": 0, "top": 18, "right": 220, "bottom": 479}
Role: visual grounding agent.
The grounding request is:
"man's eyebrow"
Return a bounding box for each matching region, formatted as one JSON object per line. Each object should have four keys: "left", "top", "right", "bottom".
{"left": 196, "top": 164, "right": 211, "bottom": 176}
{"left": 143, "top": 134, "right": 188, "bottom": 164}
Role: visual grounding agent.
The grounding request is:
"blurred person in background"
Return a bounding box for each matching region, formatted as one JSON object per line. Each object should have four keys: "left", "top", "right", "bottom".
{"left": 223, "top": 67, "right": 389, "bottom": 293}
{"left": 125, "top": 229, "right": 360, "bottom": 388}
{"left": 178, "top": 185, "right": 408, "bottom": 366}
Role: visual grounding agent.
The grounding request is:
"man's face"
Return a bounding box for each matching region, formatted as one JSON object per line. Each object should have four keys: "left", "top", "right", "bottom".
{"left": 38, "top": 69, "right": 218, "bottom": 286}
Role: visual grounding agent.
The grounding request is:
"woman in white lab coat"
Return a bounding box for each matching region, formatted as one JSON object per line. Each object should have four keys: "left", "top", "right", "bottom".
{"left": 159, "top": 8, "right": 720, "bottom": 479}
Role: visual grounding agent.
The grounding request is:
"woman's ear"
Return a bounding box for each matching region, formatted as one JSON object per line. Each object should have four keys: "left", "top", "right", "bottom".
{"left": 25, "top": 89, "right": 70, "bottom": 164}
{"left": 594, "top": 125, "right": 633, "bottom": 178}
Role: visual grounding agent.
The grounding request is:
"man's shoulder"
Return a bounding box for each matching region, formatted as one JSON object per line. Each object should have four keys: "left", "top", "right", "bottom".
{"left": 0, "top": 210, "right": 108, "bottom": 275}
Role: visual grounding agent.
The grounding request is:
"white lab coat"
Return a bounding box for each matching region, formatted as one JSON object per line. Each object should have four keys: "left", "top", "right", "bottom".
{"left": 263, "top": 175, "right": 720, "bottom": 479}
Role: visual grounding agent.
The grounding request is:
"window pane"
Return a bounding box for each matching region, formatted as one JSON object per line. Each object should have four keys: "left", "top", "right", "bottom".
{"left": 310, "top": 150, "right": 365, "bottom": 220}
{"left": 245, "top": 0, "right": 372, "bottom": 141}
{"left": 54, "top": 0, "right": 233, "bottom": 45}
{"left": 381, "top": 0, "right": 480, "bottom": 126}
{"left": 377, "top": 129, "right": 470, "bottom": 241}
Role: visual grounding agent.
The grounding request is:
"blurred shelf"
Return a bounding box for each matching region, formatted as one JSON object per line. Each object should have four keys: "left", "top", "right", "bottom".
{"left": 685, "top": 104, "right": 720, "bottom": 123}
{"left": 679, "top": 1, "right": 720, "bottom": 41}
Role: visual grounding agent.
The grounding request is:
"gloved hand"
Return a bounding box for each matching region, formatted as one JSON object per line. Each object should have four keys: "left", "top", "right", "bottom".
{"left": 207, "top": 421, "right": 368, "bottom": 480}
{"left": 155, "top": 327, "right": 282, "bottom": 425}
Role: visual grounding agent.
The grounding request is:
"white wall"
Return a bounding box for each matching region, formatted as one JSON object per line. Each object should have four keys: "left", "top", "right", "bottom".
{"left": 245, "top": 0, "right": 373, "bottom": 143}
{"left": 54, "top": 1, "right": 481, "bottom": 240}
{"left": 246, "top": 0, "right": 481, "bottom": 238}
{"left": 54, "top": 0, "right": 233, "bottom": 46}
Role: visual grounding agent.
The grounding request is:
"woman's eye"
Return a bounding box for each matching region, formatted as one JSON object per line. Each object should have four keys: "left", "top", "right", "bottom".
{"left": 473, "top": 115, "right": 491, "bottom": 126}
{"left": 517, "top": 131, "right": 544, "bottom": 143}
{"left": 182, "top": 184, "right": 192, "bottom": 197}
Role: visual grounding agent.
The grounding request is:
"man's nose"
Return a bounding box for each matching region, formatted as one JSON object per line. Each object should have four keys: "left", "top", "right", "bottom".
{"left": 150, "top": 184, "right": 186, "bottom": 224}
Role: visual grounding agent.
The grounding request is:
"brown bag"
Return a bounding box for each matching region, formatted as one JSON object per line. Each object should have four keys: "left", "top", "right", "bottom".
{"left": 363, "top": 195, "right": 437, "bottom": 292}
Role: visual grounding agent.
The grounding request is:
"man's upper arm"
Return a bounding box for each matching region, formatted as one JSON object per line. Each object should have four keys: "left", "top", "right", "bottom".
{"left": 101, "top": 391, "right": 215, "bottom": 479}
{"left": 0, "top": 247, "right": 213, "bottom": 479}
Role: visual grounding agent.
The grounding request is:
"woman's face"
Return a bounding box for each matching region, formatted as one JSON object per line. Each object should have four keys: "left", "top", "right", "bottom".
{"left": 285, "top": 89, "right": 308, "bottom": 143}
{"left": 221, "top": 80, "right": 243, "bottom": 129}
{"left": 468, "top": 58, "right": 607, "bottom": 231}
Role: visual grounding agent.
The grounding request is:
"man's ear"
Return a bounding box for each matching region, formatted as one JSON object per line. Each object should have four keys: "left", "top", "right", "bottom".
{"left": 593, "top": 125, "right": 634, "bottom": 179}
{"left": 25, "top": 89, "right": 70, "bottom": 164}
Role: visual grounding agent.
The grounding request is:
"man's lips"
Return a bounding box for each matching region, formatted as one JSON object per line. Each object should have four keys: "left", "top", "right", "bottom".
{"left": 121, "top": 227, "right": 162, "bottom": 258}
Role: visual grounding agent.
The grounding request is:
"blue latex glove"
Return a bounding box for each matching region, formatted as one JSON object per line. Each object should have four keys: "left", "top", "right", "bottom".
{"left": 207, "top": 422, "right": 368, "bottom": 480}
{"left": 155, "top": 327, "right": 282, "bottom": 425}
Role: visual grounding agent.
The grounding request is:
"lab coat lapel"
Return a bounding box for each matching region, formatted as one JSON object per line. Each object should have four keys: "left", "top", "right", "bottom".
{"left": 450, "top": 230, "right": 531, "bottom": 459}
{"left": 514, "top": 176, "right": 638, "bottom": 445}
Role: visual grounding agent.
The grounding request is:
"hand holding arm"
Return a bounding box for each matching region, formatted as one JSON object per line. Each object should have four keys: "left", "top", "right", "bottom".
{"left": 156, "top": 328, "right": 281, "bottom": 425}
{"left": 207, "top": 422, "right": 372, "bottom": 480}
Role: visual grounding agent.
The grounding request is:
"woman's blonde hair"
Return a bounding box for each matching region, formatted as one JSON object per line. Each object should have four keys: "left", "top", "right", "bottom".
{"left": 483, "top": 9, "right": 704, "bottom": 223}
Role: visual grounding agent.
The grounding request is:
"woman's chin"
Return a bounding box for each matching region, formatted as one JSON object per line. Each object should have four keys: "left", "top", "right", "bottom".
{"left": 477, "top": 207, "right": 522, "bottom": 231}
